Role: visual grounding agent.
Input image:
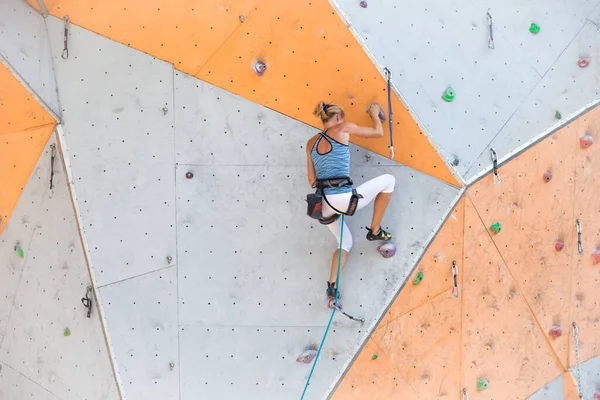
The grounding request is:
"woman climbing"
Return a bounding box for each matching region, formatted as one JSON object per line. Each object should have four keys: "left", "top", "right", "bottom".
{"left": 306, "top": 101, "right": 396, "bottom": 309}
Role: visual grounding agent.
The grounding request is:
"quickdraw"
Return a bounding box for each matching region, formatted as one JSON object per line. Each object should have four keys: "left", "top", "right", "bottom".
{"left": 576, "top": 219, "right": 583, "bottom": 254}
{"left": 451, "top": 260, "right": 459, "bottom": 298}
{"left": 462, "top": 388, "right": 469, "bottom": 400}
{"left": 81, "top": 285, "right": 93, "bottom": 318}
{"left": 491, "top": 148, "right": 501, "bottom": 184}
{"left": 50, "top": 143, "right": 56, "bottom": 190}
{"left": 61, "top": 16, "right": 70, "bottom": 59}
{"left": 383, "top": 67, "right": 394, "bottom": 160}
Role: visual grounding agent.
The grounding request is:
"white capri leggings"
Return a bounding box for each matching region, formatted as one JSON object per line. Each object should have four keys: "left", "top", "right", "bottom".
{"left": 322, "top": 174, "right": 395, "bottom": 252}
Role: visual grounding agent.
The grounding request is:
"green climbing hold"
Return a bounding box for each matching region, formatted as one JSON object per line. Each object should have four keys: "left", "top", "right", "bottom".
{"left": 476, "top": 378, "right": 489, "bottom": 391}
{"left": 529, "top": 23, "right": 540, "bottom": 34}
{"left": 372, "top": 353, "right": 378, "bottom": 360}
{"left": 442, "top": 87, "right": 455, "bottom": 102}
{"left": 14, "top": 246, "right": 24, "bottom": 259}
{"left": 412, "top": 271, "right": 424, "bottom": 285}
{"left": 555, "top": 111, "right": 562, "bottom": 120}
{"left": 490, "top": 222, "right": 502, "bottom": 234}
{"left": 64, "top": 328, "right": 71, "bottom": 337}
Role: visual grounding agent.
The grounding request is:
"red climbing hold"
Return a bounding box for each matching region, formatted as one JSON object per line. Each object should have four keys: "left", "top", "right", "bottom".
{"left": 543, "top": 172, "right": 552, "bottom": 182}
{"left": 578, "top": 58, "right": 590, "bottom": 68}
{"left": 580, "top": 134, "right": 594, "bottom": 149}
{"left": 592, "top": 249, "right": 600, "bottom": 265}
{"left": 555, "top": 241, "right": 564, "bottom": 251}
{"left": 359, "top": 1, "right": 367, "bottom": 8}
{"left": 185, "top": 172, "right": 194, "bottom": 179}
{"left": 548, "top": 326, "right": 562, "bottom": 340}
{"left": 594, "top": 392, "right": 600, "bottom": 400}
{"left": 253, "top": 60, "right": 267, "bottom": 76}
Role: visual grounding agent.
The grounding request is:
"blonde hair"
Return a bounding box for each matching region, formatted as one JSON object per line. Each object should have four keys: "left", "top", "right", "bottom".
{"left": 313, "top": 101, "right": 345, "bottom": 123}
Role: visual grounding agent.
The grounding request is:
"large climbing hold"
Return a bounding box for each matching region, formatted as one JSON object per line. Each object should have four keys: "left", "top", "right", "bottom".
{"left": 594, "top": 392, "right": 600, "bottom": 400}
{"left": 592, "top": 249, "right": 600, "bottom": 265}
{"left": 548, "top": 325, "right": 562, "bottom": 340}
{"left": 580, "top": 134, "right": 594, "bottom": 149}
{"left": 377, "top": 242, "right": 397, "bottom": 258}
{"left": 476, "top": 378, "right": 489, "bottom": 391}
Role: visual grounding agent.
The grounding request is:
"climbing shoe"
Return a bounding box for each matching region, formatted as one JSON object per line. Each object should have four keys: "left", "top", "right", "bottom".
{"left": 326, "top": 282, "right": 342, "bottom": 310}
{"left": 366, "top": 226, "right": 392, "bottom": 241}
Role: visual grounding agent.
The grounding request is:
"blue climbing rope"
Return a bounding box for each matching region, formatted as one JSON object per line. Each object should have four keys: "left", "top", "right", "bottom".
{"left": 300, "top": 214, "right": 345, "bottom": 400}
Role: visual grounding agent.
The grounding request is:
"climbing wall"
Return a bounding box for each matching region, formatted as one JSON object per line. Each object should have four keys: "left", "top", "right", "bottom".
{"left": 332, "top": 0, "right": 600, "bottom": 182}
{"left": 0, "top": 55, "right": 56, "bottom": 236}
{"left": 331, "top": 104, "right": 600, "bottom": 399}
{"left": 0, "top": 134, "right": 118, "bottom": 400}
{"left": 0, "top": 0, "right": 60, "bottom": 116}
{"left": 24, "top": 0, "right": 459, "bottom": 186}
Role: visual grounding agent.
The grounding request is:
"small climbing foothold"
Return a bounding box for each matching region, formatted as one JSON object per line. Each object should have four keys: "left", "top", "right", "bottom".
{"left": 412, "top": 271, "right": 424, "bottom": 285}
{"left": 578, "top": 58, "right": 590, "bottom": 68}
{"left": 476, "top": 378, "right": 489, "bottom": 391}
{"left": 452, "top": 158, "right": 460, "bottom": 167}
{"left": 166, "top": 255, "right": 173, "bottom": 264}
{"left": 555, "top": 111, "right": 562, "bottom": 120}
{"left": 169, "top": 362, "right": 175, "bottom": 371}
{"left": 490, "top": 222, "right": 501, "bottom": 234}
{"left": 359, "top": 1, "right": 368, "bottom": 8}
{"left": 253, "top": 60, "right": 267, "bottom": 76}
{"left": 548, "top": 325, "right": 562, "bottom": 340}
{"left": 239, "top": 15, "right": 245, "bottom": 23}
{"left": 580, "top": 134, "right": 594, "bottom": 149}
{"left": 14, "top": 246, "right": 24, "bottom": 259}
{"left": 372, "top": 353, "right": 378, "bottom": 360}
{"left": 543, "top": 172, "right": 552, "bottom": 182}
{"left": 442, "top": 87, "right": 455, "bottom": 102}
{"left": 529, "top": 23, "right": 540, "bottom": 34}
{"left": 64, "top": 328, "right": 71, "bottom": 337}
{"left": 555, "top": 241, "right": 564, "bottom": 251}
{"left": 185, "top": 172, "right": 194, "bottom": 179}
{"left": 377, "top": 242, "right": 397, "bottom": 258}
{"left": 592, "top": 249, "right": 600, "bottom": 265}
{"left": 296, "top": 349, "right": 318, "bottom": 364}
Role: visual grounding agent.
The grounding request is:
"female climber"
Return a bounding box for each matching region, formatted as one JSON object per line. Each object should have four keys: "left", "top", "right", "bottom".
{"left": 306, "top": 101, "right": 396, "bottom": 309}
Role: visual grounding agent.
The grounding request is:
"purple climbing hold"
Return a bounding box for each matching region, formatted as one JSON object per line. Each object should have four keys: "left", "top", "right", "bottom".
{"left": 543, "top": 172, "right": 552, "bottom": 182}
{"left": 359, "top": 1, "right": 368, "bottom": 8}
{"left": 185, "top": 172, "right": 194, "bottom": 179}
{"left": 377, "top": 242, "right": 397, "bottom": 258}
{"left": 296, "top": 349, "right": 318, "bottom": 364}
{"left": 253, "top": 60, "right": 267, "bottom": 76}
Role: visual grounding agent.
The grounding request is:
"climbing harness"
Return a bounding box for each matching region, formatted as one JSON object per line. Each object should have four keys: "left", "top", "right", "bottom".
{"left": 81, "top": 285, "right": 93, "bottom": 318}
{"left": 572, "top": 322, "right": 583, "bottom": 399}
{"left": 383, "top": 67, "right": 394, "bottom": 160}
{"left": 451, "top": 260, "right": 459, "bottom": 298}
{"left": 490, "top": 148, "right": 501, "bottom": 184}
{"left": 576, "top": 219, "right": 583, "bottom": 254}
{"left": 306, "top": 178, "right": 363, "bottom": 225}
{"left": 300, "top": 215, "right": 345, "bottom": 399}
{"left": 61, "top": 16, "right": 70, "bottom": 59}
{"left": 486, "top": 11, "right": 495, "bottom": 49}
{"left": 49, "top": 143, "right": 56, "bottom": 190}
{"left": 462, "top": 388, "right": 469, "bottom": 400}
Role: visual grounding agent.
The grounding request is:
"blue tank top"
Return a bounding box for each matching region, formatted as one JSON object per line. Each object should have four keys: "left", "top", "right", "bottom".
{"left": 311, "top": 130, "right": 352, "bottom": 195}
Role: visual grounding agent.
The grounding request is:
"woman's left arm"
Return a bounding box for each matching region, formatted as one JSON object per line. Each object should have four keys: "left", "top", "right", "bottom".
{"left": 306, "top": 138, "right": 317, "bottom": 187}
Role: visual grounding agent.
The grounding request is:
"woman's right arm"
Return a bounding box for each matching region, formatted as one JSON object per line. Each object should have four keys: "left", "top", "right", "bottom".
{"left": 344, "top": 105, "right": 384, "bottom": 138}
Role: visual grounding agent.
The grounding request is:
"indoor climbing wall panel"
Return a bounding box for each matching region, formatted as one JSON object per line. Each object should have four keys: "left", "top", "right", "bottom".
{"left": 462, "top": 197, "right": 563, "bottom": 399}
{"left": 576, "top": 355, "right": 600, "bottom": 397}
{"left": 528, "top": 373, "right": 564, "bottom": 400}
{"left": 467, "top": 120, "right": 579, "bottom": 368}
{"left": 467, "top": 22, "right": 600, "bottom": 181}
{"left": 0, "top": 364, "right": 61, "bottom": 400}
{"left": 0, "top": 56, "right": 55, "bottom": 236}
{"left": 0, "top": 0, "right": 60, "bottom": 116}
{"left": 175, "top": 70, "right": 460, "bottom": 398}
{"left": 331, "top": 200, "right": 464, "bottom": 399}
{"left": 571, "top": 105, "right": 600, "bottom": 365}
{"left": 0, "top": 135, "right": 118, "bottom": 400}
{"left": 332, "top": 0, "right": 600, "bottom": 182}
{"left": 31, "top": 0, "right": 458, "bottom": 186}
{"left": 47, "top": 17, "right": 177, "bottom": 287}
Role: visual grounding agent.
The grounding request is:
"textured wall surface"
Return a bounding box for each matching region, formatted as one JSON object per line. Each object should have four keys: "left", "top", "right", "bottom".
{"left": 0, "top": 134, "right": 117, "bottom": 400}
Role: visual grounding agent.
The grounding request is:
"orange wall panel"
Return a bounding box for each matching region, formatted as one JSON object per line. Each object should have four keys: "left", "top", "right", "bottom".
{"left": 462, "top": 197, "right": 563, "bottom": 399}
{"left": 384, "top": 199, "right": 464, "bottom": 321}
{"left": 45, "top": 0, "right": 260, "bottom": 76}
{"left": 468, "top": 124, "right": 579, "bottom": 368}
{"left": 570, "top": 105, "right": 600, "bottom": 365}
{"left": 0, "top": 62, "right": 55, "bottom": 135}
{"left": 196, "top": 0, "right": 458, "bottom": 186}
{"left": 0, "top": 125, "right": 54, "bottom": 235}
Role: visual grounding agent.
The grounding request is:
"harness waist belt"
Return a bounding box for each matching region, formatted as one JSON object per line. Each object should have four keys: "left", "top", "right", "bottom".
{"left": 314, "top": 177, "right": 353, "bottom": 189}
